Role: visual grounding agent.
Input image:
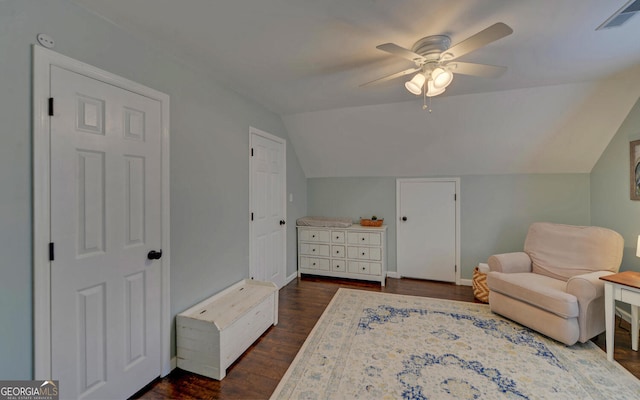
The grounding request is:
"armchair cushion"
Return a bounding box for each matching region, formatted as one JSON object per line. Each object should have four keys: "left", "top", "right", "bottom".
{"left": 524, "top": 223, "right": 623, "bottom": 281}
{"left": 488, "top": 272, "right": 578, "bottom": 319}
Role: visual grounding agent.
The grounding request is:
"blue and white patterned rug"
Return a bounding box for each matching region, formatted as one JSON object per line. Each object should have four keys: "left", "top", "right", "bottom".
{"left": 271, "top": 288, "right": 640, "bottom": 399}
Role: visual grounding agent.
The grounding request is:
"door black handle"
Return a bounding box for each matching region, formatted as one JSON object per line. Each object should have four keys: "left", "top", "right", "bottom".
{"left": 280, "top": 220, "right": 286, "bottom": 225}
{"left": 147, "top": 250, "right": 162, "bottom": 260}
{"left": 402, "top": 216, "right": 407, "bottom": 221}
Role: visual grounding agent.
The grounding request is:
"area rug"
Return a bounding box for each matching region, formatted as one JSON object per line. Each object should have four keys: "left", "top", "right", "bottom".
{"left": 271, "top": 288, "right": 640, "bottom": 399}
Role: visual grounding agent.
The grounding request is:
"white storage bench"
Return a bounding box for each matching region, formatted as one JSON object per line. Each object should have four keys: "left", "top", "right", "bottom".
{"left": 176, "top": 279, "right": 278, "bottom": 380}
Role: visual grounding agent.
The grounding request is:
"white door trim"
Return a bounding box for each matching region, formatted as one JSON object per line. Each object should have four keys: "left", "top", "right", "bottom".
{"left": 249, "top": 126, "right": 286, "bottom": 287}
{"left": 33, "top": 46, "right": 172, "bottom": 378}
{"left": 396, "top": 177, "right": 461, "bottom": 285}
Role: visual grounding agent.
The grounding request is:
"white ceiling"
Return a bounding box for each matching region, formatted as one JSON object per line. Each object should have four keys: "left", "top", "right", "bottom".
{"left": 72, "top": 0, "right": 640, "bottom": 176}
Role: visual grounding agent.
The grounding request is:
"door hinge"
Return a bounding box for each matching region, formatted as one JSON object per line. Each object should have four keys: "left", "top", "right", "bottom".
{"left": 454, "top": 193, "right": 457, "bottom": 201}
{"left": 48, "top": 98, "right": 54, "bottom": 116}
{"left": 454, "top": 264, "right": 457, "bottom": 272}
{"left": 49, "top": 242, "right": 55, "bottom": 261}
{"left": 251, "top": 212, "right": 254, "bottom": 221}
{"left": 251, "top": 148, "right": 254, "bottom": 157}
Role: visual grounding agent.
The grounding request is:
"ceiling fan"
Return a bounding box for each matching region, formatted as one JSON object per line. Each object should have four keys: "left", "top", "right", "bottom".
{"left": 362, "top": 23, "right": 513, "bottom": 98}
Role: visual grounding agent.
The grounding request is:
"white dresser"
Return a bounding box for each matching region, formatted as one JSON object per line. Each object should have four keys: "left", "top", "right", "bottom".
{"left": 297, "top": 225, "right": 387, "bottom": 285}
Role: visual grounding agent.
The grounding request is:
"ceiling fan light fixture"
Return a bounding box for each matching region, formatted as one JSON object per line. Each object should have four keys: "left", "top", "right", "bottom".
{"left": 431, "top": 67, "right": 453, "bottom": 89}
{"left": 367, "top": 22, "right": 513, "bottom": 109}
{"left": 405, "top": 73, "right": 426, "bottom": 95}
{"left": 426, "top": 80, "right": 446, "bottom": 97}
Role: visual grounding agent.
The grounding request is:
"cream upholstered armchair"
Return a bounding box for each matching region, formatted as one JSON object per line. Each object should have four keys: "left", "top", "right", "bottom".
{"left": 487, "top": 222, "right": 623, "bottom": 345}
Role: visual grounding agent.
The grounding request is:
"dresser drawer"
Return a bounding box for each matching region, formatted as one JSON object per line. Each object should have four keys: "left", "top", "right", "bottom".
{"left": 300, "top": 257, "right": 330, "bottom": 271}
{"left": 620, "top": 287, "right": 640, "bottom": 306}
{"left": 332, "top": 245, "right": 345, "bottom": 258}
{"left": 347, "top": 246, "right": 381, "bottom": 261}
{"left": 332, "top": 260, "right": 346, "bottom": 272}
{"left": 347, "top": 261, "right": 367, "bottom": 274}
{"left": 299, "top": 229, "right": 330, "bottom": 243}
{"left": 300, "top": 243, "right": 330, "bottom": 257}
{"left": 347, "top": 261, "right": 382, "bottom": 276}
{"left": 347, "top": 246, "right": 360, "bottom": 259}
{"left": 347, "top": 232, "right": 381, "bottom": 245}
{"left": 369, "top": 262, "right": 382, "bottom": 275}
{"left": 368, "top": 247, "right": 381, "bottom": 261}
{"left": 331, "top": 231, "right": 345, "bottom": 243}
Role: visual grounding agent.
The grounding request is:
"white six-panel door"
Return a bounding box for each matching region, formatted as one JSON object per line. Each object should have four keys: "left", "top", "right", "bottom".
{"left": 49, "top": 65, "right": 163, "bottom": 399}
{"left": 250, "top": 128, "right": 286, "bottom": 288}
{"left": 397, "top": 178, "right": 459, "bottom": 283}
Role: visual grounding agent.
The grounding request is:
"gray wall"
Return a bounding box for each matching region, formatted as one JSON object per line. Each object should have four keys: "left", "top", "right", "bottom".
{"left": 459, "top": 174, "right": 591, "bottom": 277}
{"left": 307, "top": 174, "right": 591, "bottom": 279}
{"left": 0, "top": 0, "right": 306, "bottom": 379}
{"left": 308, "top": 177, "right": 397, "bottom": 270}
{"left": 591, "top": 97, "right": 640, "bottom": 272}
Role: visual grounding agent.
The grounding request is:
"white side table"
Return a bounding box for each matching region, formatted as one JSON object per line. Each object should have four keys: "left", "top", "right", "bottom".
{"left": 600, "top": 271, "right": 640, "bottom": 362}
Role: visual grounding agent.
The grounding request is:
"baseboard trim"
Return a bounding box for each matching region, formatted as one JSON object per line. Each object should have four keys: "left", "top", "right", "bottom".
{"left": 166, "top": 357, "right": 177, "bottom": 376}
{"left": 286, "top": 272, "right": 297, "bottom": 285}
{"left": 387, "top": 272, "right": 473, "bottom": 287}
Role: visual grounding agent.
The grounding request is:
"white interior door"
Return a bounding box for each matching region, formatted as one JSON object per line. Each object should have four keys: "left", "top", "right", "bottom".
{"left": 49, "top": 65, "right": 162, "bottom": 399}
{"left": 397, "top": 179, "right": 458, "bottom": 282}
{"left": 250, "top": 128, "right": 286, "bottom": 288}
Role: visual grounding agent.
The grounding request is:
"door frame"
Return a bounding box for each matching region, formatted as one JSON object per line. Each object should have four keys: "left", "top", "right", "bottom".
{"left": 33, "top": 46, "right": 172, "bottom": 378}
{"left": 249, "top": 126, "right": 286, "bottom": 287}
{"left": 396, "top": 177, "right": 461, "bottom": 284}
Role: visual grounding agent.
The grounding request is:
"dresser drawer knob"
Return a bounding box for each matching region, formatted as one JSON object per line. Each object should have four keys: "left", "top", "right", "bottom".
{"left": 362, "top": 237, "right": 365, "bottom": 241}
{"left": 362, "top": 252, "right": 365, "bottom": 256}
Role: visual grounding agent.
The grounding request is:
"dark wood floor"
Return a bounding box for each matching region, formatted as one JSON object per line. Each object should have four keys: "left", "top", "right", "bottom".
{"left": 133, "top": 276, "right": 640, "bottom": 400}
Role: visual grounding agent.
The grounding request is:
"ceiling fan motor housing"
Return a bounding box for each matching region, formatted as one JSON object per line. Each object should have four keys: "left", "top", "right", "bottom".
{"left": 411, "top": 35, "right": 451, "bottom": 63}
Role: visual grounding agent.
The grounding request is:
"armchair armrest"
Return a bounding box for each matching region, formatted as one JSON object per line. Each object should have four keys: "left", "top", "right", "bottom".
{"left": 566, "top": 271, "right": 615, "bottom": 342}
{"left": 488, "top": 252, "right": 532, "bottom": 273}
{"left": 565, "top": 271, "right": 613, "bottom": 302}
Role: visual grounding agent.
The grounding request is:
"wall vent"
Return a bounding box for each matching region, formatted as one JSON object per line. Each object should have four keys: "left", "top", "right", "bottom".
{"left": 597, "top": 0, "right": 640, "bottom": 30}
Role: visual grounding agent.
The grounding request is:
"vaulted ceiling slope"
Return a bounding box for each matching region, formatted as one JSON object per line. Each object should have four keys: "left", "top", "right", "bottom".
{"left": 73, "top": 0, "right": 640, "bottom": 176}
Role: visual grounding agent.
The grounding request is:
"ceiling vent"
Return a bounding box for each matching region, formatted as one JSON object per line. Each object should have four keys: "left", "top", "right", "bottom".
{"left": 597, "top": 0, "right": 640, "bottom": 30}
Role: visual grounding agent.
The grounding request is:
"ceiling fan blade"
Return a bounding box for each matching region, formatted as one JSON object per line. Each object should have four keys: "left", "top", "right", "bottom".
{"left": 359, "top": 67, "right": 420, "bottom": 87}
{"left": 376, "top": 43, "right": 426, "bottom": 64}
{"left": 441, "top": 22, "right": 513, "bottom": 61}
{"left": 447, "top": 62, "right": 507, "bottom": 78}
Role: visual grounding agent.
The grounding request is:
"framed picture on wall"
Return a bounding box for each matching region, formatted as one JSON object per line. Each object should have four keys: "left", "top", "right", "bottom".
{"left": 630, "top": 140, "right": 640, "bottom": 200}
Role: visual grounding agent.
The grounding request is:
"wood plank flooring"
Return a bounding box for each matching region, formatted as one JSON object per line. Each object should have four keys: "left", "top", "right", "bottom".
{"left": 133, "top": 276, "right": 640, "bottom": 399}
